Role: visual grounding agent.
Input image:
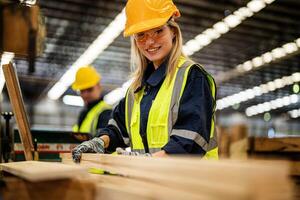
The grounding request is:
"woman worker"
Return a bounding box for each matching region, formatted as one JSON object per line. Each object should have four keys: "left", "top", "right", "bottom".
{"left": 72, "top": 0, "right": 218, "bottom": 162}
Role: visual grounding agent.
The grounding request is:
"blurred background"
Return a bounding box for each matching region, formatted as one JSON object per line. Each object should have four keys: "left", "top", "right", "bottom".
{"left": 1, "top": 0, "right": 299, "bottom": 138}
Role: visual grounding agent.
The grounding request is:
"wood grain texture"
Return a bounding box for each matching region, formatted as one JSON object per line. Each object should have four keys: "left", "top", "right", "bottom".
{"left": 2, "top": 63, "right": 33, "bottom": 160}
{"left": 1, "top": 177, "right": 95, "bottom": 200}
{"left": 61, "top": 153, "right": 294, "bottom": 200}
{"left": 254, "top": 137, "right": 300, "bottom": 152}
{"left": 0, "top": 161, "right": 87, "bottom": 182}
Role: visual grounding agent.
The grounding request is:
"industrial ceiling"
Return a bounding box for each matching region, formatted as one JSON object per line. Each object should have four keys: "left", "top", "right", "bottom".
{"left": 3, "top": 0, "right": 300, "bottom": 119}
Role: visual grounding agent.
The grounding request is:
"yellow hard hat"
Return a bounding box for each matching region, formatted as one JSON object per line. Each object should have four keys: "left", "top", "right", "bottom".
{"left": 124, "top": 0, "right": 180, "bottom": 37}
{"left": 72, "top": 66, "right": 101, "bottom": 90}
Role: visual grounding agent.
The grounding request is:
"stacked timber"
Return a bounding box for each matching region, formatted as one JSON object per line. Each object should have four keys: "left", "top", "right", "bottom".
{"left": 230, "top": 136, "right": 300, "bottom": 199}
{"left": 0, "top": 155, "right": 295, "bottom": 200}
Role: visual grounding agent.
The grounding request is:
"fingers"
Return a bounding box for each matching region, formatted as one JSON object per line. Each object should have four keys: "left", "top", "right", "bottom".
{"left": 116, "top": 148, "right": 151, "bottom": 156}
{"left": 72, "top": 149, "right": 82, "bottom": 163}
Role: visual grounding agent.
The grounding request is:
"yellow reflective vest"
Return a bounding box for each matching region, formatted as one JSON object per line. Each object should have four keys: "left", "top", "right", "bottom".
{"left": 125, "top": 56, "right": 218, "bottom": 159}
{"left": 73, "top": 101, "right": 112, "bottom": 136}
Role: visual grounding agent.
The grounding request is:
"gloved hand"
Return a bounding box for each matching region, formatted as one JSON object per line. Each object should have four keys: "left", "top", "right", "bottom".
{"left": 116, "top": 147, "right": 151, "bottom": 157}
{"left": 72, "top": 137, "right": 105, "bottom": 163}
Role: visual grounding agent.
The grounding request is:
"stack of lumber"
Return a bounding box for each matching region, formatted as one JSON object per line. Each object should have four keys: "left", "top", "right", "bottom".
{"left": 218, "top": 124, "right": 248, "bottom": 158}
{"left": 0, "top": 155, "right": 295, "bottom": 200}
{"left": 230, "top": 137, "right": 300, "bottom": 175}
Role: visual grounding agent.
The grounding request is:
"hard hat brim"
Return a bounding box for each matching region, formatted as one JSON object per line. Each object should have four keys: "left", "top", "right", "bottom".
{"left": 71, "top": 78, "right": 100, "bottom": 91}
{"left": 124, "top": 18, "right": 169, "bottom": 37}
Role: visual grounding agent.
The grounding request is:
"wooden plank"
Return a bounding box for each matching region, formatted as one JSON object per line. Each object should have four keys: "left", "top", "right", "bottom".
{"left": 61, "top": 153, "right": 294, "bottom": 200}
{"left": 1, "top": 177, "right": 95, "bottom": 200}
{"left": 92, "top": 174, "right": 211, "bottom": 200}
{"left": 254, "top": 137, "right": 300, "bottom": 152}
{"left": 0, "top": 161, "right": 87, "bottom": 182}
{"left": 2, "top": 62, "right": 33, "bottom": 160}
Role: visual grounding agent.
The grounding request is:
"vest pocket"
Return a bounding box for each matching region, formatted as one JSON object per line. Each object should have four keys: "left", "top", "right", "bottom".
{"left": 149, "top": 124, "right": 168, "bottom": 147}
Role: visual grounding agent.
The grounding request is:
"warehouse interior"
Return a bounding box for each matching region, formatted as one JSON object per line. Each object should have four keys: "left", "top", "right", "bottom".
{"left": 0, "top": 0, "right": 299, "bottom": 199}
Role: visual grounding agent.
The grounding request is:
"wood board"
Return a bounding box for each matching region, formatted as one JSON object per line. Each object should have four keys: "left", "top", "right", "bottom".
{"left": 1, "top": 177, "right": 95, "bottom": 200}
{"left": 2, "top": 62, "right": 33, "bottom": 160}
{"left": 61, "top": 153, "right": 294, "bottom": 200}
{"left": 0, "top": 161, "right": 87, "bottom": 182}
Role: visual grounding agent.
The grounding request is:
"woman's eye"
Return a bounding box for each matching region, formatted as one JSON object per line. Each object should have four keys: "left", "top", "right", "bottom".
{"left": 155, "top": 29, "right": 163, "bottom": 34}
{"left": 137, "top": 33, "right": 145, "bottom": 38}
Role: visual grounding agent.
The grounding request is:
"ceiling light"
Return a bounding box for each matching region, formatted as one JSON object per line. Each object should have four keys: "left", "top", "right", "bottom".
{"left": 247, "top": 0, "right": 266, "bottom": 12}
{"left": 217, "top": 37, "right": 299, "bottom": 84}
{"left": 282, "top": 42, "right": 298, "bottom": 54}
{"left": 47, "top": 9, "right": 126, "bottom": 100}
{"left": 195, "top": 34, "right": 212, "bottom": 46}
{"left": 296, "top": 38, "right": 300, "bottom": 47}
{"left": 224, "top": 15, "right": 242, "bottom": 28}
{"left": 290, "top": 94, "right": 299, "bottom": 103}
{"left": 236, "top": 64, "right": 244, "bottom": 72}
{"left": 243, "top": 61, "right": 253, "bottom": 71}
{"left": 267, "top": 81, "right": 276, "bottom": 91}
{"left": 253, "top": 86, "right": 262, "bottom": 96}
{"left": 245, "top": 94, "right": 299, "bottom": 117}
{"left": 216, "top": 71, "right": 299, "bottom": 111}
{"left": 271, "top": 47, "right": 286, "bottom": 58}
{"left": 289, "top": 109, "right": 300, "bottom": 118}
{"left": 262, "top": 52, "right": 273, "bottom": 63}
{"left": 185, "top": 40, "right": 202, "bottom": 52}
{"left": 62, "top": 95, "right": 84, "bottom": 107}
{"left": 292, "top": 72, "right": 300, "bottom": 82}
{"left": 264, "top": 0, "right": 276, "bottom": 3}
{"left": 213, "top": 22, "right": 229, "bottom": 34}
{"left": 282, "top": 96, "right": 291, "bottom": 106}
{"left": 234, "top": 7, "right": 253, "bottom": 18}
{"left": 282, "top": 76, "right": 293, "bottom": 85}
{"left": 203, "top": 29, "right": 221, "bottom": 39}
{"left": 104, "top": 79, "right": 132, "bottom": 105}
{"left": 183, "top": 0, "right": 275, "bottom": 56}
{"left": 1, "top": 52, "right": 15, "bottom": 93}
{"left": 252, "top": 56, "right": 264, "bottom": 67}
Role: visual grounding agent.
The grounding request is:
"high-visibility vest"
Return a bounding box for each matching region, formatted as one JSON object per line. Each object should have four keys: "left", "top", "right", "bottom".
{"left": 72, "top": 101, "right": 112, "bottom": 136}
{"left": 124, "top": 56, "right": 218, "bottom": 159}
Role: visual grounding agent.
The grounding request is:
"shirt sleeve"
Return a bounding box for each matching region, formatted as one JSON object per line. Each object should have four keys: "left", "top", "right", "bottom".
{"left": 96, "top": 109, "right": 112, "bottom": 128}
{"left": 96, "top": 98, "right": 129, "bottom": 153}
{"left": 162, "top": 65, "right": 214, "bottom": 155}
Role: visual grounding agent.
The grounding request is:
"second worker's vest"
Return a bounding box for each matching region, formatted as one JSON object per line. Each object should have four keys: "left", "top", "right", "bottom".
{"left": 73, "top": 101, "right": 112, "bottom": 136}
{"left": 125, "top": 56, "right": 218, "bottom": 159}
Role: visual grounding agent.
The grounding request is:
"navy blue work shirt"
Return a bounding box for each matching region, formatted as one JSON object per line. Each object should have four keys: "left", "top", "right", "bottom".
{"left": 98, "top": 60, "right": 214, "bottom": 155}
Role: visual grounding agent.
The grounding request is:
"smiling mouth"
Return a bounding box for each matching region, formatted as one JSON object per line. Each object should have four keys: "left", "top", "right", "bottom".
{"left": 147, "top": 46, "right": 161, "bottom": 53}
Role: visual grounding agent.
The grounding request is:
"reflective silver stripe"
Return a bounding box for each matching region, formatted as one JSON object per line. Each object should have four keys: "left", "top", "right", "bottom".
{"left": 168, "top": 60, "right": 193, "bottom": 136}
{"left": 132, "top": 148, "right": 161, "bottom": 154}
{"left": 126, "top": 89, "right": 134, "bottom": 149}
{"left": 108, "top": 119, "right": 130, "bottom": 146}
{"left": 171, "top": 129, "right": 217, "bottom": 151}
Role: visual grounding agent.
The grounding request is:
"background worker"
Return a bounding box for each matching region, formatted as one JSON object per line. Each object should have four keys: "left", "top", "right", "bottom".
{"left": 72, "top": 0, "right": 218, "bottom": 161}
{"left": 72, "top": 66, "right": 112, "bottom": 137}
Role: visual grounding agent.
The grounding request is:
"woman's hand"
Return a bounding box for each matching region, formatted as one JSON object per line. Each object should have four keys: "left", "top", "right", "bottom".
{"left": 152, "top": 150, "right": 168, "bottom": 157}
{"left": 72, "top": 137, "right": 105, "bottom": 163}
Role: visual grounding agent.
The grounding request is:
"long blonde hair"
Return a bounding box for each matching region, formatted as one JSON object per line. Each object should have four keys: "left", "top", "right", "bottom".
{"left": 129, "top": 20, "right": 186, "bottom": 91}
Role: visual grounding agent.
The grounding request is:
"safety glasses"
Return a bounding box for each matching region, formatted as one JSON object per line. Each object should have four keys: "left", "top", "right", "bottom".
{"left": 133, "top": 25, "right": 169, "bottom": 43}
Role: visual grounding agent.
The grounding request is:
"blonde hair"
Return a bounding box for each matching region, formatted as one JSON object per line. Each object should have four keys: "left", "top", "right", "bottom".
{"left": 129, "top": 20, "right": 187, "bottom": 91}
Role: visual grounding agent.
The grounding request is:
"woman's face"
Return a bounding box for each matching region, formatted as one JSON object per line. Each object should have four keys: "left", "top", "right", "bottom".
{"left": 134, "top": 25, "right": 174, "bottom": 68}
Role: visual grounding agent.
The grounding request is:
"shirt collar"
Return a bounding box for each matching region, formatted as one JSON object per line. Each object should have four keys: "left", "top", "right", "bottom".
{"left": 135, "top": 59, "right": 168, "bottom": 93}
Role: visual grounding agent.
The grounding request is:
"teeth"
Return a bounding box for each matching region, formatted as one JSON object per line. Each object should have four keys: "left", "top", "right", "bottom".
{"left": 148, "top": 47, "right": 159, "bottom": 52}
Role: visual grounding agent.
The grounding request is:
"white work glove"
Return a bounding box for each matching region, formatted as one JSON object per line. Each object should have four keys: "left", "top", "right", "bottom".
{"left": 116, "top": 147, "right": 152, "bottom": 157}
{"left": 72, "top": 137, "right": 105, "bottom": 163}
